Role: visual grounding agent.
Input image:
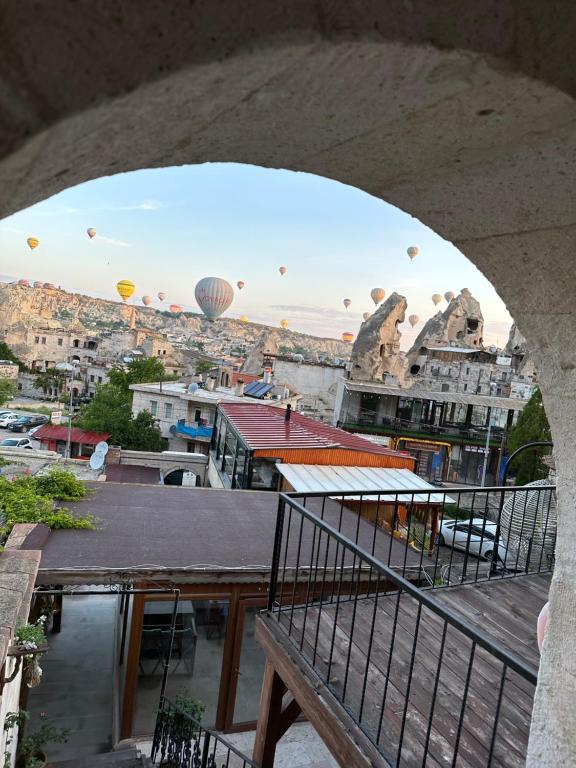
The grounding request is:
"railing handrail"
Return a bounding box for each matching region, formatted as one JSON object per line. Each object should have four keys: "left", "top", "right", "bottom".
{"left": 153, "top": 698, "right": 259, "bottom": 767}
{"left": 275, "top": 491, "right": 539, "bottom": 684}
{"left": 285, "top": 482, "right": 556, "bottom": 499}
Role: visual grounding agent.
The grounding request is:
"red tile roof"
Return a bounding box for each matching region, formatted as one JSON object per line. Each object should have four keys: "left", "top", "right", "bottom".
{"left": 34, "top": 425, "right": 110, "bottom": 445}
{"left": 218, "top": 403, "right": 404, "bottom": 456}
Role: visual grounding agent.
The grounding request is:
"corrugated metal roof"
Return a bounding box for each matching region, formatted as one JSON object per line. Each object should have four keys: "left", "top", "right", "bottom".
{"left": 219, "top": 403, "right": 406, "bottom": 456}
{"left": 34, "top": 425, "right": 110, "bottom": 444}
{"left": 277, "top": 464, "right": 453, "bottom": 503}
{"left": 344, "top": 381, "right": 527, "bottom": 411}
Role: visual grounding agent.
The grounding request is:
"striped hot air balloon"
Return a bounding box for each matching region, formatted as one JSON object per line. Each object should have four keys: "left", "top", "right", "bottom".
{"left": 342, "top": 332, "right": 354, "bottom": 343}
{"left": 195, "top": 277, "right": 234, "bottom": 321}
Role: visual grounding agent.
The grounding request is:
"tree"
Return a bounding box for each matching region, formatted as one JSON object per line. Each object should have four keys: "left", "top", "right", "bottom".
{"left": 108, "top": 357, "right": 169, "bottom": 394}
{"left": 76, "top": 384, "right": 165, "bottom": 451}
{"left": 0, "top": 378, "right": 16, "bottom": 407}
{"left": 34, "top": 367, "right": 66, "bottom": 397}
{"left": 506, "top": 388, "right": 552, "bottom": 485}
{"left": 0, "top": 341, "right": 28, "bottom": 372}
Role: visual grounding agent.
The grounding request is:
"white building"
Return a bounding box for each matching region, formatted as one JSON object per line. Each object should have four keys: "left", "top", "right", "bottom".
{"left": 130, "top": 379, "right": 300, "bottom": 454}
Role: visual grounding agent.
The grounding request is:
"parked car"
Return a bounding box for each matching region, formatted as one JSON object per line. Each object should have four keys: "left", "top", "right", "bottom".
{"left": 0, "top": 437, "right": 33, "bottom": 449}
{"left": 0, "top": 413, "right": 21, "bottom": 428}
{"left": 7, "top": 414, "right": 49, "bottom": 433}
{"left": 437, "top": 518, "right": 508, "bottom": 562}
{"left": 27, "top": 424, "right": 44, "bottom": 437}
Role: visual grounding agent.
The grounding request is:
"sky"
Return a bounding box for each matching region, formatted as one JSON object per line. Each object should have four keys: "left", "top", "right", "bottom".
{"left": 0, "top": 163, "right": 513, "bottom": 349}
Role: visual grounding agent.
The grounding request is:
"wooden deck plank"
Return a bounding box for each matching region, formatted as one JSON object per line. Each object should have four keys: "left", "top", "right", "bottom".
{"left": 270, "top": 574, "right": 548, "bottom": 767}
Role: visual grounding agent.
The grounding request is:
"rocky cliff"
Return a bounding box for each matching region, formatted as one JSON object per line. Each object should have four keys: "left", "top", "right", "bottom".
{"left": 349, "top": 292, "right": 408, "bottom": 382}
{"left": 406, "top": 288, "right": 484, "bottom": 367}
{"left": 0, "top": 283, "right": 351, "bottom": 361}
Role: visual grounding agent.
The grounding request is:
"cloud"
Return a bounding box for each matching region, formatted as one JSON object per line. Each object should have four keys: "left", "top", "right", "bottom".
{"left": 96, "top": 235, "right": 132, "bottom": 248}
{"left": 33, "top": 199, "right": 165, "bottom": 216}
{"left": 102, "top": 199, "right": 164, "bottom": 212}
{"left": 269, "top": 303, "right": 362, "bottom": 320}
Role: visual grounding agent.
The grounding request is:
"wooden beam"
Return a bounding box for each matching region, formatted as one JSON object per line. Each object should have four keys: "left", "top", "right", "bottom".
{"left": 253, "top": 660, "right": 287, "bottom": 767}
{"left": 276, "top": 696, "right": 302, "bottom": 741}
{"left": 255, "top": 617, "right": 390, "bottom": 768}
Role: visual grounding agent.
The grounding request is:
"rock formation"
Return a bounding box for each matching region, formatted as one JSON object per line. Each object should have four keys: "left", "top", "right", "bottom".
{"left": 349, "top": 292, "right": 408, "bottom": 382}
{"left": 242, "top": 330, "right": 280, "bottom": 374}
{"left": 406, "top": 288, "right": 484, "bottom": 368}
{"left": 505, "top": 322, "right": 536, "bottom": 376}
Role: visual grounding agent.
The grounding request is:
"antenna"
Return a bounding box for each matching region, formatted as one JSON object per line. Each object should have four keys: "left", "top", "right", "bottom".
{"left": 89, "top": 452, "right": 105, "bottom": 471}
{"left": 95, "top": 441, "right": 109, "bottom": 456}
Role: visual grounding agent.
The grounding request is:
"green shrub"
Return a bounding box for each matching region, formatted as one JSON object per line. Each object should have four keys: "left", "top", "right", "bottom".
{"left": 33, "top": 470, "right": 88, "bottom": 501}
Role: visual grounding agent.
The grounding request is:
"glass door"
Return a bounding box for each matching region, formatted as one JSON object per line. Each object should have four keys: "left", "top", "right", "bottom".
{"left": 228, "top": 599, "right": 267, "bottom": 730}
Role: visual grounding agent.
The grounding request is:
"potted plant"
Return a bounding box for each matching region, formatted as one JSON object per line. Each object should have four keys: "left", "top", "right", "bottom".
{"left": 11, "top": 618, "right": 48, "bottom": 689}
{"left": 8, "top": 711, "right": 69, "bottom": 768}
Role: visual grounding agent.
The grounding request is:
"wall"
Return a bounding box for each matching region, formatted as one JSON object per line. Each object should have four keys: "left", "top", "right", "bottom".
{"left": 271, "top": 359, "right": 344, "bottom": 415}
{"left": 0, "top": 662, "right": 23, "bottom": 768}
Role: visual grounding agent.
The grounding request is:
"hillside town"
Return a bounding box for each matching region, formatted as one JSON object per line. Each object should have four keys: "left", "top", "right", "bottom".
{"left": 0, "top": 10, "right": 565, "bottom": 766}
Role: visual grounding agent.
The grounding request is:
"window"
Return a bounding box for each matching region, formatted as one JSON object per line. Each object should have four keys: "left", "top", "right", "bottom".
{"left": 149, "top": 400, "right": 158, "bottom": 416}
{"left": 58, "top": 338, "right": 63, "bottom": 346}
{"left": 97, "top": 376, "right": 102, "bottom": 384}
{"left": 465, "top": 367, "right": 470, "bottom": 375}
{"left": 34, "top": 336, "right": 39, "bottom": 344}
{"left": 164, "top": 402, "right": 173, "bottom": 418}
{"left": 441, "top": 383, "right": 450, "bottom": 392}
{"left": 41, "top": 337, "right": 46, "bottom": 344}
{"left": 463, "top": 383, "right": 468, "bottom": 391}
{"left": 194, "top": 409, "right": 202, "bottom": 424}
{"left": 90, "top": 375, "right": 95, "bottom": 382}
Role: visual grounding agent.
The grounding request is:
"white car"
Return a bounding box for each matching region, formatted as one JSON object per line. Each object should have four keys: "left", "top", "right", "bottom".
{"left": 437, "top": 518, "right": 508, "bottom": 562}
{"left": 0, "top": 437, "right": 33, "bottom": 449}
{"left": 27, "top": 425, "right": 43, "bottom": 437}
{"left": 0, "top": 414, "right": 21, "bottom": 428}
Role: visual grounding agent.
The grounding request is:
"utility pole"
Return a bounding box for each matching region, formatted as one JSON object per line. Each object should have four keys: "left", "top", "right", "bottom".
{"left": 480, "top": 408, "right": 492, "bottom": 486}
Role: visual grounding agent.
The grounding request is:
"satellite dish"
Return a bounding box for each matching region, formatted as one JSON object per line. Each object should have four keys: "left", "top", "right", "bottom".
{"left": 89, "top": 452, "right": 105, "bottom": 471}
{"left": 95, "top": 441, "right": 109, "bottom": 456}
{"left": 188, "top": 383, "right": 199, "bottom": 394}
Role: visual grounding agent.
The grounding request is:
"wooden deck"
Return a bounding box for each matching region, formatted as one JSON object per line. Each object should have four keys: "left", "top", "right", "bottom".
{"left": 265, "top": 574, "right": 549, "bottom": 768}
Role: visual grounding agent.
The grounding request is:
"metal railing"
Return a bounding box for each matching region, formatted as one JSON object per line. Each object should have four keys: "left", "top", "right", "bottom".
{"left": 282, "top": 483, "right": 556, "bottom": 587}
{"left": 266, "top": 492, "right": 541, "bottom": 766}
{"left": 151, "top": 699, "right": 257, "bottom": 768}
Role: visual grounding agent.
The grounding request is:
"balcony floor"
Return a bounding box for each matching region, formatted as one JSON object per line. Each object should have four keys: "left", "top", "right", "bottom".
{"left": 270, "top": 573, "right": 549, "bottom": 768}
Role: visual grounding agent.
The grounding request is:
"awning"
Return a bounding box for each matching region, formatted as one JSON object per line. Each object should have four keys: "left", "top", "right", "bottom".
{"left": 276, "top": 464, "right": 454, "bottom": 504}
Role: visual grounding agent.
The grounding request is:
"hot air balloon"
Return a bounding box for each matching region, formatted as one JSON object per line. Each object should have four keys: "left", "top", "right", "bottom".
{"left": 33, "top": 281, "right": 43, "bottom": 288}
{"left": 18, "top": 279, "right": 29, "bottom": 287}
{"left": 342, "top": 332, "right": 354, "bottom": 343}
{"left": 362, "top": 312, "right": 371, "bottom": 322}
{"left": 158, "top": 292, "right": 166, "bottom": 301}
{"left": 370, "top": 288, "right": 385, "bottom": 305}
{"left": 142, "top": 296, "right": 153, "bottom": 306}
{"left": 407, "top": 246, "right": 419, "bottom": 261}
{"left": 239, "top": 315, "right": 249, "bottom": 323}
{"left": 343, "top": 298, "right": 352, "bottom": 310}
{"left": 87, "top": 228, "right": 97, "bottom": 239}
{"left": 408, "top": 314, "right": 420, "bottom": 328}
{"left": 280, "top": 319, "right": 289, "bottom": 329}
{"left": 432, "top": 293, "right": 442, "bottom": 306}
{"left": 237, "top": 281, "right": 245, "bottom": 290}
{"left": 444, "top": 291, "right": 455, "bottom": 303}
{"left": 169, "top": 304, "right": 182, "bottom": 314}
{"left": 116, "top": 280, "right": 135, "bottom": 302}
{"left": 27, "top": 238, "right": 39, "bottom": 251}
{"left": 279, "top": 266, "right": 287, "bottom": 276}
{"left": 44, "top": 282, "right": 55, "bottom": 289}
{"left": 195, "top": 277, "right": 234, "bottom": 321}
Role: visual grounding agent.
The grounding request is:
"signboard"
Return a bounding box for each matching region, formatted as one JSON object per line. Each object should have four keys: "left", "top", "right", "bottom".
{"left": 464, "top": 445, "right": 488, "bottom": 454}
{"left": 51, "top": 410, "right": 62, "bottom": 425}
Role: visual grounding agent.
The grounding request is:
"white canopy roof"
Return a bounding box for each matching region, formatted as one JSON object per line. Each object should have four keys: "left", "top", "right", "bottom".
{"left": 276, "top": 464, "right": 453, "bottom": 504}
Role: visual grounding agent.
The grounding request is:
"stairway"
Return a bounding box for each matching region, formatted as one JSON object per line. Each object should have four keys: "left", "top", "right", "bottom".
{"left": 49, "top": 747, "right": 153, "bottom": 767}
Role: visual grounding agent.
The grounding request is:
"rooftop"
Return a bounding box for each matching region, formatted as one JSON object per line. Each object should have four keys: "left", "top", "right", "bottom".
{"left": 35, "top": 483, "right": 422, "bottom": 582}
{"left": 130, "top": 381, "right": 286, "bottom": 404}
{"left": 344, "top": 380, "right": 527, "bottom": 411}
{"left": 34, "top": 425, "right": 110, "bottom": 444}
{"left": 276, "top": 464, "right": 451, "bottom": 503}
{"left": 219, "top": 403, "right": 409, "bottom": 455}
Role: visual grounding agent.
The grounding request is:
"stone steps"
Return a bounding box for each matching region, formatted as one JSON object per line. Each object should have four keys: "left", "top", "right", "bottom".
{"left": 49, "top": 747, "right": 152, "bottom": 768}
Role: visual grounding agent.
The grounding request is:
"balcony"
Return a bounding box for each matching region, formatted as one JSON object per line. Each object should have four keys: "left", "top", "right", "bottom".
{"left": 342, "top": 416, "right": 504, "bottom": 447}
{"left": 253, "top": 483, "right": 555, "bottom": 766}
{"left": 170, "top": 418, "right": 214, "bottom": 441}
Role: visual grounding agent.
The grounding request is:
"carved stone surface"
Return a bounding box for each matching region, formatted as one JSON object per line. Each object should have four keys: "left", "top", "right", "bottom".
{"left": 349, "top": 293, "right": 408, "bottom": 383}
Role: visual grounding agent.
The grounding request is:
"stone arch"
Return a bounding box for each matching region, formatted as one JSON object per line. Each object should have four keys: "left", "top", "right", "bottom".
{"left": 2, "top": 6, "right": 576, "bottom": 761}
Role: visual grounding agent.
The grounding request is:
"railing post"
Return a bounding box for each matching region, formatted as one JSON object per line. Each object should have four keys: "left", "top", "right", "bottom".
{"left": 201, "top": 730, "right": 211, "bottom": 768}
{"left": 267, "top": 496, "right": 286, "bottom": 613}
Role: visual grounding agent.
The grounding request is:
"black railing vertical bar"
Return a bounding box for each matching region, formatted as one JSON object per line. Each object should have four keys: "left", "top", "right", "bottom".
{"left": 376, "top": 588, "right": 403, "bottom": 745}
{"left": 276, "top": 501, "right": 292, "bottom": 614}
{"left": 422, "top": 621, "right": 449, "bottom": 758}
{"left": 287, "top": 512, "right": 306, "bottom": 637}
{"left": 326, "top": 544, "right": 347, "bottom": 684}
{"left": 395, "top": 601, "right": 423, "bottom": 765}
{"left": 312, "top": 529, "right": 332, "bottom": 667}
{"left": 537, "top": 489, "right": 553, "bottom": 572}
{"left": 486, "top": 665, "right": 508, "bottom": 765}
{"left": 341, "top": 549, "right": 364, "bottom": 704}
{"left": 268, "top": 496, "right": 286, "bottom": 613}
{"left": 299, "top": 519, "right": 319, "bottom": 652}
{"left": 371, "top": 494, "right": 381, "bottom": 557}
{"left": 358, "top": 573, "right": 381, "bottom": 723}
{"left": 387, "top": 494, "right": 400, "bottom": 568}
{"left": 451, "top": 640, "right": 477, "bottom": 768}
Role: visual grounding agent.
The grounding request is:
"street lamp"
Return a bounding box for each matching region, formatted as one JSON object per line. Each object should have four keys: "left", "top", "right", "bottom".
{"left": 55, "top": 361, "right": 78, "bottom": 459}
